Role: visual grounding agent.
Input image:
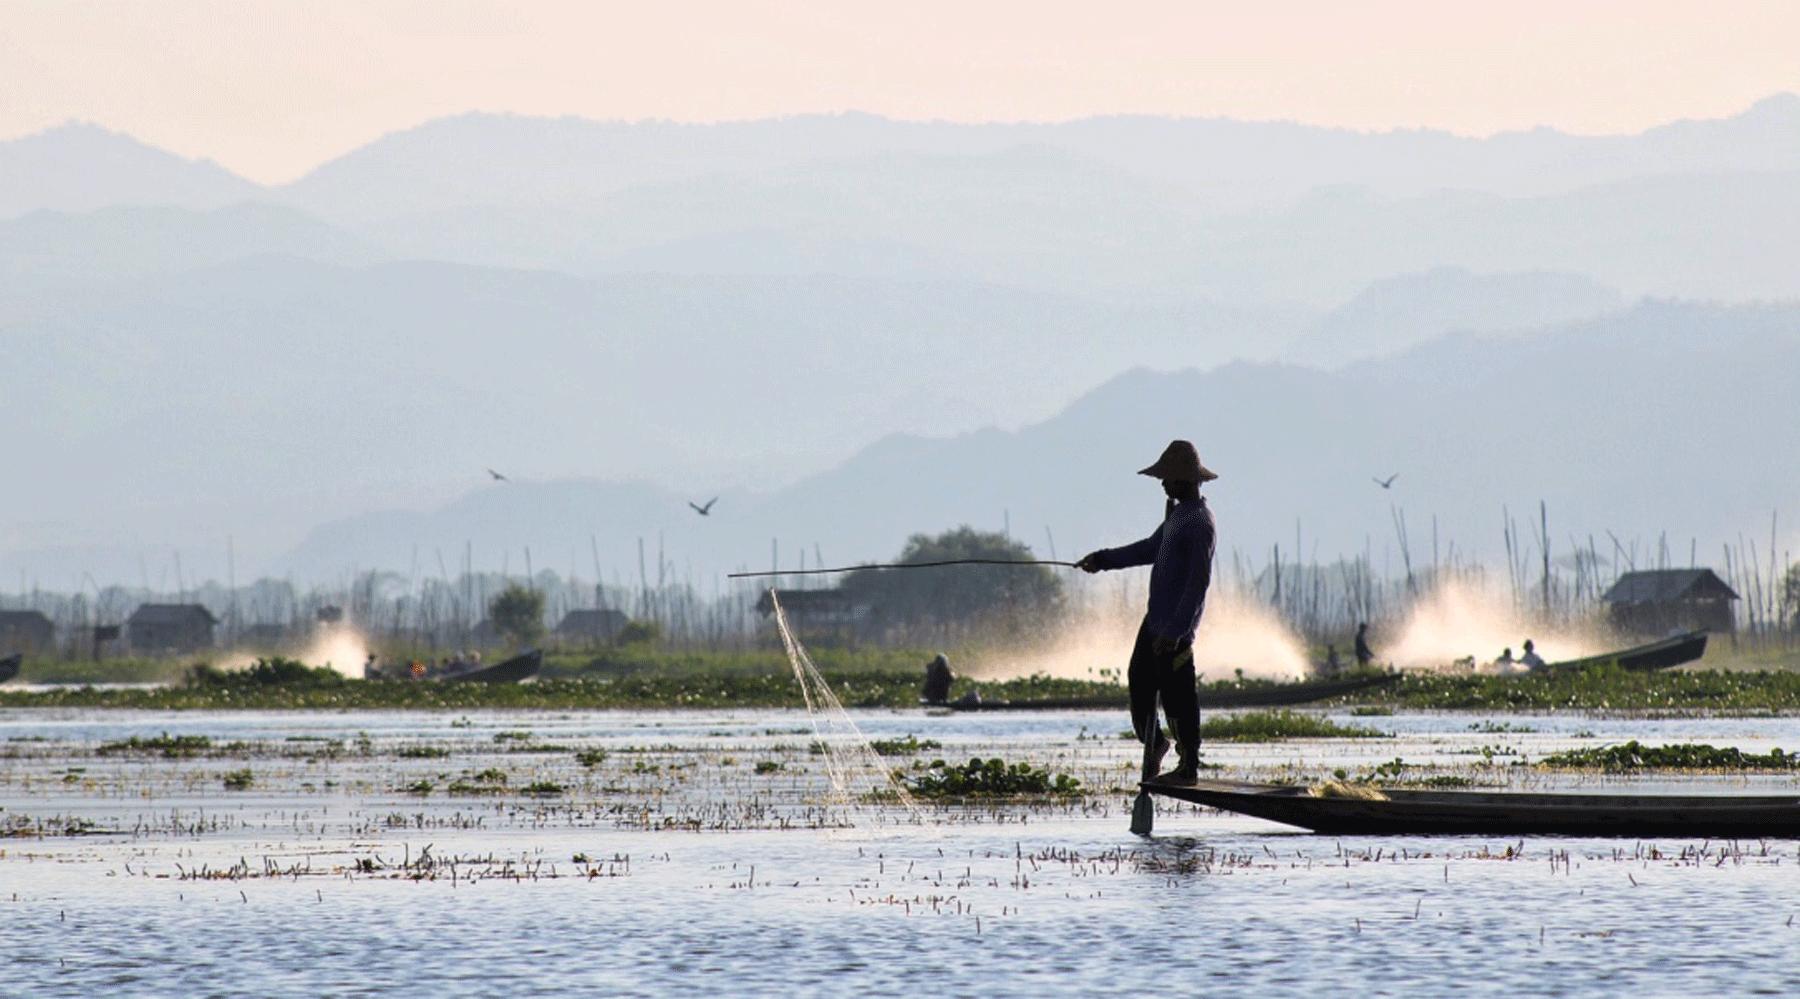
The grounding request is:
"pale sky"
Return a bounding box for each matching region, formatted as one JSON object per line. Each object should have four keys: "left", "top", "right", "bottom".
{"left": 5, "top": 0, "right": 1799, "bottom": 183}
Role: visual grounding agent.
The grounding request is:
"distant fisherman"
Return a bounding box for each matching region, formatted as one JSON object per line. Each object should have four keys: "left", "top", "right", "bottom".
{"left": 1520, "top": 639, "right": 1547, "bottom": 671}
{"left": 1077, "top": 440, "right": 1217, "bottom": 787}
{"left": 921, "top": 653, "right": 954, "bottom": 705}
{"left": 1354, "top": 622, "right": 1375, "bottom": 667}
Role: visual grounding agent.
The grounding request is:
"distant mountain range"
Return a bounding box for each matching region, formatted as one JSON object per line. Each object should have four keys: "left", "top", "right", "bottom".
{"left": 14, "top": 94, "right": 1800, "bottom": 217}
{"left": 276, "top": 300, "right": 1800, "bottom": 584}
{"left": 4, "top": 100, "right": 1798, "bottom": 584}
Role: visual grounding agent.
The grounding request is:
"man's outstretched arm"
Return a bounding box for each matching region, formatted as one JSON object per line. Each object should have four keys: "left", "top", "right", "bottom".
{"left": 1076, "top": 527, "right": 1162, "bottom": 573}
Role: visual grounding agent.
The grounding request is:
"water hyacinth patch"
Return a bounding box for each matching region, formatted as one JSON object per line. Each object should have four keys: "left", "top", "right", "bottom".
{"left": 1535, "top": 741, "right": 1800, "bottom": 772}
{"left": 906, "top": 757, "right": 1081, "bottom": 799}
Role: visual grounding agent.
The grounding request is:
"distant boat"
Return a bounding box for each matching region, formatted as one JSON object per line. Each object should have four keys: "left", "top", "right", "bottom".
{"left": 442, "top": 649, "right": 542, "bottom": 684}
{"left": 1545, "top": 630, "right": 1708, "bottom": 673}
{"left": 0, "top": 653, "right": 19, "bottom": 683}
{"left": 371, "top": 649, "right": 542, "bottom": 684}
{"left": 1144, "top": 778, "right": 1800, "bottom": 837}
{"left": 943, "top": 670, "right": 1399, "bottom": 711}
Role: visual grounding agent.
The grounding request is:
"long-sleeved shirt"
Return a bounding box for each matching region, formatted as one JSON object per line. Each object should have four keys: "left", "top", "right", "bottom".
{"left": 1089, "top": 497, "right": 1216, "bottom": 643}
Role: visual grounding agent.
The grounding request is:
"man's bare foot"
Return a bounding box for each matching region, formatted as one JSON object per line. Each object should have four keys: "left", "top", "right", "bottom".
{"left": 1152, "top": 764, "right": 1200, "bottom": 787}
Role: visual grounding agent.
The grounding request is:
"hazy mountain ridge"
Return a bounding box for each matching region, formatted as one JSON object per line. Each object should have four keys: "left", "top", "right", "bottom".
{"left": 0, "top": 122, "right": 258, "bottom": 219}
{"left": 273, "top": 301, "right": 1800, "bottom": 583}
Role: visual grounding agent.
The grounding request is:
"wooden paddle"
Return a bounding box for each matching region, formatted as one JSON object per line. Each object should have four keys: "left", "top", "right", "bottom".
{"left": 1129, "top": 690, "right": 1159, "bottom": 836}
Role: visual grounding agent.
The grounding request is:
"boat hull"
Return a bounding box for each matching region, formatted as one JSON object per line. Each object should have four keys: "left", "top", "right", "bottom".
{"left": 443, "top": 649, "right": 542, "bottom": 684}
{"left": 1547, "top": 631, "right": 1708, "bottom": 673}
{"left": 1146, "top": 779, "right": 1800, "bottom": 837}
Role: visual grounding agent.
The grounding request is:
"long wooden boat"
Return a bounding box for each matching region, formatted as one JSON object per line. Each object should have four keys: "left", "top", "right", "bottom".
{"left": 1546, "top": 630, "right": 1708, "bottom": 673}
{"left": 943, "top": 671, "right": 1399, "bottom": 712}
{"left": 443, "top": 649, "right": 542, "bottom": 684}
{"left": 1144, "top": 778, "right": 1800, "bottom": 837}
{"left": 0, "top": 653, "right": 20, "bottom": 683}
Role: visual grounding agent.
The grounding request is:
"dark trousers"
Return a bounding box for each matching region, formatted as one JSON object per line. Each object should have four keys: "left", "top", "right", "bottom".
{"left": 1128, "top": 623, "right": 1200, "bottom": 758}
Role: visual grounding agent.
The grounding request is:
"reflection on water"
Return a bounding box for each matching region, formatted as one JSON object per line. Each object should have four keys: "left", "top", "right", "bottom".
{"left": 3, "top": 708, "right": 1800, "bottom": 997}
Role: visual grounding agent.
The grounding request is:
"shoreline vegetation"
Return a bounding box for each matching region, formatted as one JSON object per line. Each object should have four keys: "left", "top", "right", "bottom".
{"left": 6, "top": 651, "right": 1800, "bottom": 712}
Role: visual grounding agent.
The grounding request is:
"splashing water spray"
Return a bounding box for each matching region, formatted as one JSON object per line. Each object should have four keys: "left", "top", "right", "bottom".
{"left": 768, "top": 590, "right": 922, "bottom": 822}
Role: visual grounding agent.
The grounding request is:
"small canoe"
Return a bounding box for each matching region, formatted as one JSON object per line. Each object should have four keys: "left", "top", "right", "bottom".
{"left": 1144, "top": 778, "right": 1800, "bottom": 837}
{"left": 1197, "top": 671, "right": 1399, "bottom": 708}
{"left": 443, "top": 649, "right": 542, "bottom": 684}
{"left": 1546, "top": 630, "right": 1708, "bottom": 673}
{"left": 0, "top": 653, "right": 20, "bottom": 683}
{"left": 944, "top": 671, "right": 1398, "bottom": 711}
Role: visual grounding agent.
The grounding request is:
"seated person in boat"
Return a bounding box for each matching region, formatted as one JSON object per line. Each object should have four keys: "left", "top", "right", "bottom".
{"left": 1519, "top": 640, "right": 1547, "bottom": 671}
{"left": 1493, "top": 647, "right": 1517, "bottom": 672}
{"left": 921, "top": 653, "right": 954, "bottom": 704}
{"left": 1321, "top": 645, "right": 1342, "bottom": 676}
{"left": 1354, "top": 622, "right": 1375, "bottom": 667}
{"left": 1077, "top": 439, "right": 1217, "bottom": 788}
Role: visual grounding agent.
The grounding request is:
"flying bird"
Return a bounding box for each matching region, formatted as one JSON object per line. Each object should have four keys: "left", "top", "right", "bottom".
{"left": 1372, "top": 474, "right": 1399, "bottom": 489}
{"left": 487, "top": 469, "right": 509, "bottom": 482}
{"left": 688, "top": 497, "right": 719, "bottom": 517}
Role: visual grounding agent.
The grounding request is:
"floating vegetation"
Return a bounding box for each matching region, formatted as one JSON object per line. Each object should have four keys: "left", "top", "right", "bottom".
{"left": 96, "top": 733, "right": 213, "bottom": 758}
{"left": 1114, "top": 711, "right": 1390, "bottom": 744}
{"left": 189, "top": 657, "right": 346, "bottom": 689}
{"left": 493, "top": 731, "right": 534, "bottom": 743}
{"left": 575, "top": 748, "right": 609, "bottom": 767}
{"left": 221, "top": 768, "right": 255, "bottom": 790}
{"left": 397, "top": 745, "right": 451, "bottom": 759}
{"left": 906, "top": 758, "right": 1081, "bottom": 799}
{"left": 1350, "top": 706, "right": 1394, "bottom": 716}
{"left": 754, "top": 761, "right": 784, "bottom": 775}
{"left": 1468, "top": 720, "right": 1537, "bottom": 734}
{"left": 867, "top": 734, "right": 943, "bottom": 756}
{"left": 399, "top": 779, "right": 435, "bottom": 795}
{"left": 1535, "top": 741, "right": 1800, "bottom": 772}
{"left": 521, "top": 780, "right": 565, "bottom": 795}
{"left": 1199, "top": 711, "right": 1389, "bottom": 741}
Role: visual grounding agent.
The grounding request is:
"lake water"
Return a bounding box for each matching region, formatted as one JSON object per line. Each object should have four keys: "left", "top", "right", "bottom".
{"left": 4, "top": 707, "right": 1800, "bottom": 997}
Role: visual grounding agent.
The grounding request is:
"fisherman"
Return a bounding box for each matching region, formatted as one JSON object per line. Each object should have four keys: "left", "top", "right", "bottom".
{"left": 1354, "top": 622, "right": 1375, "bottom": 667}
{"left": 1322, "top": 645, "right": 1343, "bottom": 676}
{"left": 1495, "top": 647, "right": 1517, "bottom": 672}
{"left": 1077, "top": 439, "right": 1217, "bottom": 787}
{"left": 921, "top": 653, "right": 954, "bottom": 705}
{"left": 363, "top": 652, "right": 380, "bottom": 679}
{"left": 1520, "top": 639, "right": 1547, "bottom": 671}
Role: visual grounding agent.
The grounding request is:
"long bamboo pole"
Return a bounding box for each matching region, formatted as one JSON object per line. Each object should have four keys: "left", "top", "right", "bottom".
{"left": 728, "top": 558, "right": 1076, "bottom": 579}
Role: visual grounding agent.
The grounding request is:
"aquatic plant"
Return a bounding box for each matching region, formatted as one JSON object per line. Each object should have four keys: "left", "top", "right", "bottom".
{"left": 1199, "top": 711, "right": 1389, "bottom": 742}
{"left": 520, "top": 780, "right": 565, "bottom": 795}
{"left": 221, "top": 768, "right": 255, "bottom": 790}
{"left": 96, "top": 733, "right": 212, "bottom": 757}
{"left": 1535, "top": 741, "right": 1800, "bottom": 772}
{"left": 189, "top": 658, "right": 345, "bottom": 688}
{"left": 575, "top": 748, "right": 608, "bottom": 767}
{"left": 397, "top": 745, "right": 450, "bottom": 759}
{"left": 906, "top": 757, "right": 1081, "bottom": 798}
{"left": 867, "top": 734, "right": 943, "bottom": 756}
{"left": 754, "top": 760, "right": 783, "bottom": 774}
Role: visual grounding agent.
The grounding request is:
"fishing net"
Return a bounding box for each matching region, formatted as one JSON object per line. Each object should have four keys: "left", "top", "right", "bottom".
{"left": 769, "top": 590, "right": 922, "bottom": 820}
